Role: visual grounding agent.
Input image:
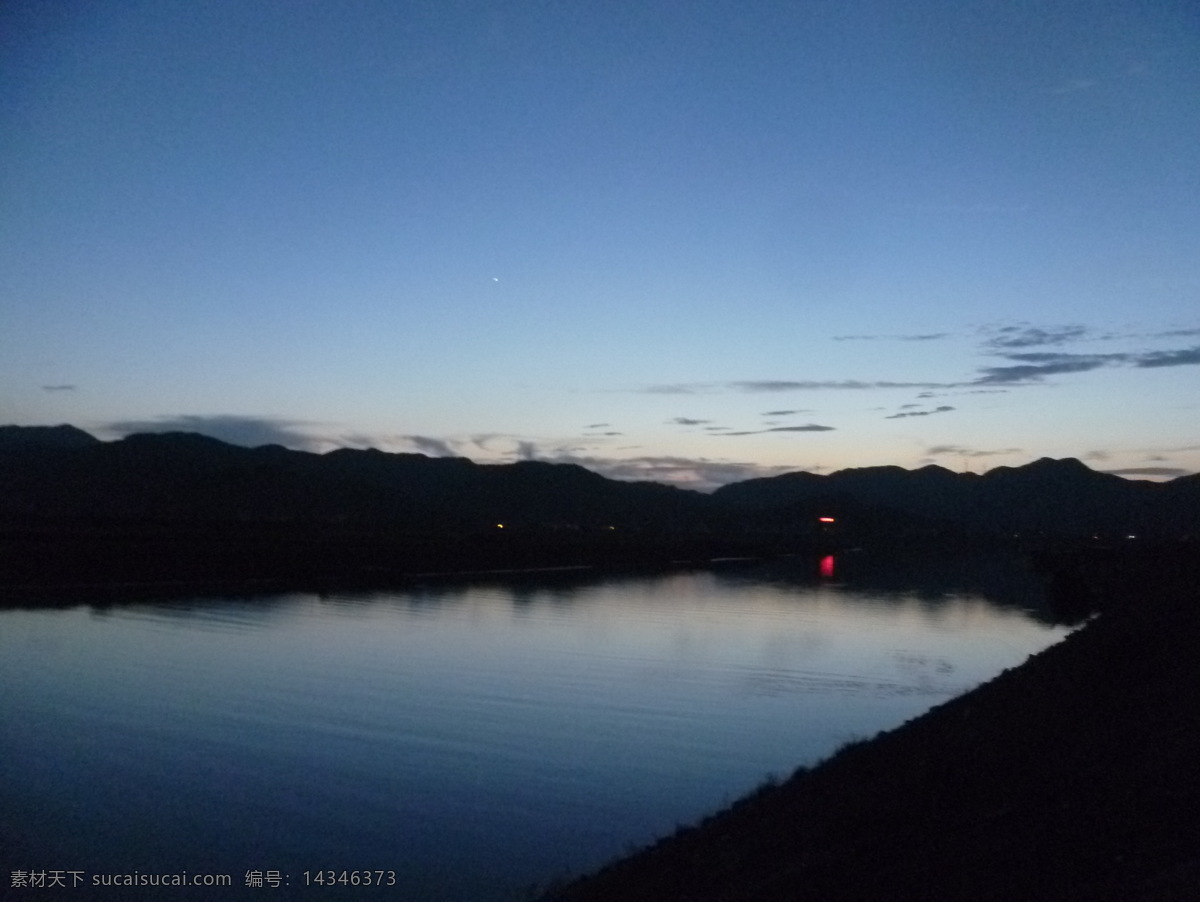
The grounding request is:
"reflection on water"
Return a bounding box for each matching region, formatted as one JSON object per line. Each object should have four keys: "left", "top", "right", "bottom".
{"left": 0, "top": 553, "right": 1069, "bottom": 901}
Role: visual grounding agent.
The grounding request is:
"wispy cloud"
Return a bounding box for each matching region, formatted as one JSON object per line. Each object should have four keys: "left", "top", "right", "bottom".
{"left": 632, "top": 327, "right": 1200, "bottom": 399}
{"left": 971, "top": 358, "right": 1111, "bottom": 384}
{"left": 999, "top": 351, "right": 1124, "bottom": 364}
{"left": 469, "top": 433, "right": 528, "bottom": 454}
{"left": 926, "top": 445, "right": 1022, "bottom": 458}
{"left": 1144, "top": 443, "right": 1200, "bottom": 455}
{"left": 730, "top": 380, "right": 953, "bottom": 392}
{"left": 639, "top": 383, "right": 718, "bottom": 395}
{"left": 668, "top": 417, "right": 711, "bottom": 426}
{"left": 104, "top": 414, "right": 323, "bottom": 450}
{"left": 833, "top": 332, "right": 951, "bottom": 342}
{"left": 41, "top": 384, "right": 76, "bottom": 391}
{"left": 404, "top": 435, "right": 459, "bottom": 457}
{"left": 718, "top": 424, "right": 836, "bottom": 436}
{"left": 761, "top": 409, "right": 809, "bottom": 416}
{"left": 981, "top": 324, "right": 1089, "bottom": 349}
{"left": 972, "top": 343, "right": 1200, "bottom": 383}
{"left": 1133, "top": 345, "right": 1200, "bottom": 368}
{"left": 637, "top": 379, "right": 957, "bottom": 394}
{"left": 885, "top": 405, "right": 955, "bottom": 419}
{"left": 1101, "top": 466, "right": 1192, "bottom": 478}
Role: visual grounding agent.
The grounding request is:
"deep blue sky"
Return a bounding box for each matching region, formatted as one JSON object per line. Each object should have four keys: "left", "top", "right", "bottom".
{"left": 3, "top": 0, "right": 1198, "bottom": 488}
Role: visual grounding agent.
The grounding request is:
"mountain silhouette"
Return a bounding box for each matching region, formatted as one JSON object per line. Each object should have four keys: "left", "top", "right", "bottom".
{"left": 0, "top": 423, "right": 99, "bottom": 450}
{"left": 714, "top": 456, "right": 1193, "bottom": 542}
{"left": 1, "top": 425, "right": 1196, "bottom": 587}
{"left": 0, "top": 428, "right": 709, "bottom": 531}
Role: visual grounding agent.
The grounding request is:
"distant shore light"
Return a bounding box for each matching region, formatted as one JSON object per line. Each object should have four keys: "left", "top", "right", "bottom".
{"left": 818, "top": 516, "right": 836, "bottom": 523}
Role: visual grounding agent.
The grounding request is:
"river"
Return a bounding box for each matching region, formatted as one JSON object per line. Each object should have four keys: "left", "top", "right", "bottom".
{"left": 0, "top": 552, "right": 1070, "bottom": 900}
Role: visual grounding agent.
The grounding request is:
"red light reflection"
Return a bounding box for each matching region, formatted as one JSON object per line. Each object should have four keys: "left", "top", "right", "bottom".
{"left": 819, "top": 554, "right": 835, "bottom": 579}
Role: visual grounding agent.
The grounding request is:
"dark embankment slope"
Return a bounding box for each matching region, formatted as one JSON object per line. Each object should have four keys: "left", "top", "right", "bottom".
{"left": 543, "top": 549, "right": 1200, "bottom": 902}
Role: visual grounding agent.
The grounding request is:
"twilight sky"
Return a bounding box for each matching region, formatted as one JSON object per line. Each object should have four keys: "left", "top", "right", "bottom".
{"left": 3, "top": 0, "right": 1198, "bottom": 489}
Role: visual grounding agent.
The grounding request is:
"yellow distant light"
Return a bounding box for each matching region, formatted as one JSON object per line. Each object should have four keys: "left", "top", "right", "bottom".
{"left": 496, "top": 523, "right": 504, "bottom": 529}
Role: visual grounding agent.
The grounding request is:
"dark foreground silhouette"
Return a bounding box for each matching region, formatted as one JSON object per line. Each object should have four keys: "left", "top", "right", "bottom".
{"left": 2, "top": 425, "right": 1199, "bottom": 597}
{"left": 540, "top": 548, "right": 1200, "bottom": 902}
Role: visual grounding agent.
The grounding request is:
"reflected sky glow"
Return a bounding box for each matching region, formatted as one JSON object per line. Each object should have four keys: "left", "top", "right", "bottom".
{"left": 0, "top": 562, "right": 1069, "bottom": 901}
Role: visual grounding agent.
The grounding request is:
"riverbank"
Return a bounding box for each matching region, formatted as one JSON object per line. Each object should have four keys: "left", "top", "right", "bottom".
{"left": 542, "top": 547, "right": 1200, "bottom": 901}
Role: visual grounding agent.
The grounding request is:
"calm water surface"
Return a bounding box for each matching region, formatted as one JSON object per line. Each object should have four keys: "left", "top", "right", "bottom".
{"left": 0, "top": 554, "right": 1070, "bottom": 900}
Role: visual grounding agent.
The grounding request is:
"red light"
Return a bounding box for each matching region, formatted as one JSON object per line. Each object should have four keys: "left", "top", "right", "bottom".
{"left": 820, "top": 555, "right": 835, "bottom": 578}
{"left": 818, "top": 517, "right": 836, "bottom": 523}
